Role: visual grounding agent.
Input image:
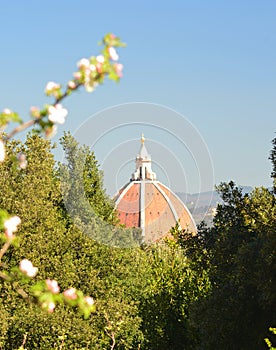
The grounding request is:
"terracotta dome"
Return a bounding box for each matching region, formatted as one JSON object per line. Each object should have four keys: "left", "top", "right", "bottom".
{"left": 114, "top": 135, "right": 196, "bottom": 243}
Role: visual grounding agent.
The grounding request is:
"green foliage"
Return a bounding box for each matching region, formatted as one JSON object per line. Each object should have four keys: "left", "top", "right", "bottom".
{"left": 59, "top": 131, "right": 117, "bottom": 226}
{"left": 0, "top": 109, "right": 22, "bottom": 128}
{"left": 0, "top": 134, "right": 60, "bottom": 234}
{"left": 0, "top": 304, "right": 9, "bottom": 348}
{"left": 265, "top": 327, "right": 276, "bottom": 349}
{"left": 270, "top": 136, "right": 276, "bottom": 193}
{"left": 191, "top": 181, "right": 276, "bottom": 349}
{"left": 0, "top": 134, "right": 146, "bottom": 348}
{"left": 0, "top": 209, "right": 9, "bottom": 226}
{"left": 139, "top": 241, "right": 211, "bottom": 350}
{"left": 2, "top": 129, "right": 275, "bottom": 349}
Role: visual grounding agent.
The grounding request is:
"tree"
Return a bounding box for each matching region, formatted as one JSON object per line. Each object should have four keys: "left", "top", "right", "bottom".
{"left": 58, "top": 132, "right": 141, "bottom": 248}
{"left": 138, "top": 239, "right": 211, "bottom": 350}
{"left": 59, "top": 132, "right": 117, "bottom": 226}
{"left": 269, "top": 136, "right": 276, "bottom": 193}
{"left": 190, "top": 182, "right": 276, "bottom": 349}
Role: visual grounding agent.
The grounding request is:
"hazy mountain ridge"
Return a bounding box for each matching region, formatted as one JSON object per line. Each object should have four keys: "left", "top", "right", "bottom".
{"left": 176, "top": 186, "right": 254, "bottom": 226}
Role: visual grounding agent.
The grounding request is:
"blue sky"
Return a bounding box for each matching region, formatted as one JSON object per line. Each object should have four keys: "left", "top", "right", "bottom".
{"left": 1, "top": 1, "right": 275, "bottom": 194}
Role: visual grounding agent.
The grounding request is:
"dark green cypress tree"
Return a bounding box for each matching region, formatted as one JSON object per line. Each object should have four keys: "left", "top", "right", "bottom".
{"left": 269, "top": 136, "right": 276, "bottom": 194}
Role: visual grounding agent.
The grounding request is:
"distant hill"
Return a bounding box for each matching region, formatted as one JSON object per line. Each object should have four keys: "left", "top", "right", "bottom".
{"left": 176, "top": 186, "right": 254, "bottom": 227}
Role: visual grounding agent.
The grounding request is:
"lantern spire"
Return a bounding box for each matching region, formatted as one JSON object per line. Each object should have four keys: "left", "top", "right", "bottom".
{"left": 132, "top": 135, "right": 156, "bottom": 181}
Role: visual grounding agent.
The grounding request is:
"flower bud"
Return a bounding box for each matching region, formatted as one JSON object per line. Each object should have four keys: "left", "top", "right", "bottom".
{"left": 96, "top": 63, "right": 103, "bottom": 74}
{"left": 67, "top": 80, "right": 76, "bottom": 89}
{"left": 73, "top": 72, "right": 82, "bottom": 80}
{"left": 46, "top": 279, "right": 60, "bottom": 294}
{"left": 48, "top": 302, "right": 55, "bottom": 313}
{"left": 114, "top": 63, "right": 124, "bottom": 77}
{"left": 17, "top": 153, "right": 27, "bottom": 169}
{"left": 42, "top": 301, "right": 55, "bottom": 313}
{"left": 45, "top": 81, "right": 60, "bottom": 95}
{"left": 30, "top": 106, "right": 41, "bottom": 118}
{"left": 63, "top": 287, "right": 77, "bottom": 300}
{"left": 84, "top": 296, "right": 94, "bottom": 306}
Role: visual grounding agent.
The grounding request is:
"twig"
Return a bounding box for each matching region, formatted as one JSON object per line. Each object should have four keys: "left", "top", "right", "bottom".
{"left": 104, "top": 313, "right": 116, "bottom": 350}
{"left": 105, "top": 329, "right": 116, "bottom": 350}
{"left": 0, "top": 271, "right": 11, "bottom": 281}
{"left": 0, "top": 241, "right": 11, "bottom": 261}
{"left": 16, "top": 287, "right": 30, "bottom": 300}
{"left": 21, "top": 332, "right": 28, "bottom": 348}
{"left": 6, "top": 119, "right": 38, "bottom": 140}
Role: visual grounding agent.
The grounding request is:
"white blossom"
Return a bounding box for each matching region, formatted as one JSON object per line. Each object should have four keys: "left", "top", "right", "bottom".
{"left": 77, "top": 58, "right": 90, "bottom": 69}
{"left": 84, "top": 296, "right": 94, "bottom": 306}
{"left": 2, "top": 108, "right": 11, "bottom": 115}
{"left": 89, "top": 64, "right": 96, "bottom": 71}
{"left": 48, "top": 104, "right": 68, "bottom": 124}
{"left": 19, "top": 259, "right": 38, "bottom": 277}
{"left": 96, "top": 55, "right": 105, "bottom": 63}
{"left": 45, "top": 81, "right": 60, "bottom": 94}
{"left": 108, "top": 47, "right": 119, "bottom": 61}
{"left": 0, "top": 140, "right": 5, "bottom": 162}
{"left": 4, "top": 216, "right": 21, "bottom": 238}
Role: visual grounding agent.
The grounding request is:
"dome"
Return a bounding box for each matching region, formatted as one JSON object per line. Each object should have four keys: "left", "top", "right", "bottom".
{"left": 114, "top": 135, "right": 196, "bottom": 243}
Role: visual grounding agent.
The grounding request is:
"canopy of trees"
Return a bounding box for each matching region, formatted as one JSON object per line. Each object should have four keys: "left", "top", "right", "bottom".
{"left": 0, "top": 134, "right": 275, "bottom": 349}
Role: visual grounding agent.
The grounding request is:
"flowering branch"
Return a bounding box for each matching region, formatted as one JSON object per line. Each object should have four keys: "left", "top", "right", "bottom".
{"left": 5, "top": 81, "right": 83, "bottom": 140}
{"left": 0, "top": 227, "right": 96, "bottom": 317}
{"left": 1, "top": 32, "right": 125, "bottom": 146}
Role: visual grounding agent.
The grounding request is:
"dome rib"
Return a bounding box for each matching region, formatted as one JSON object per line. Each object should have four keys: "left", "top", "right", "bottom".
{"left": 153, "top": 182, "right": 179, "bottom": 223}
{"left": 115, "top": 181, "right": 135, "bottom": 205}
{"left": 140, "top": 180, "right": 146, "bottom": 238}
{"left": 158, "top": 182, "right": 197, "bottom": 231}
